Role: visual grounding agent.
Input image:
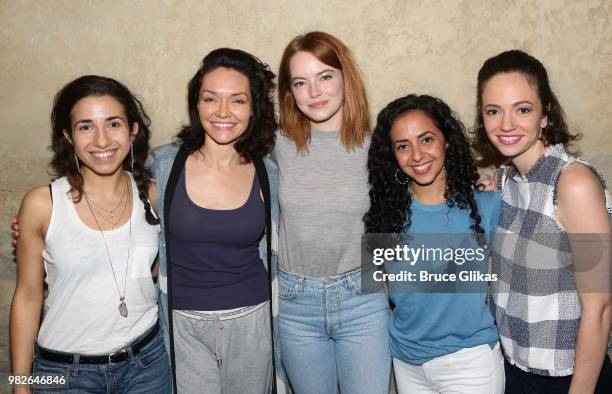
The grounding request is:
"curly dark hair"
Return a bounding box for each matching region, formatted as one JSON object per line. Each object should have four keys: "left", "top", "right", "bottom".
{"left": 50, "top": 75, "right": 157, "bottom": 225}
{"left": 364, "top": 94, "right": 484, "bottom": 243}
{"left": 176, "top": 48, "right": 277, "bottom": 161}
{"left": 472, "top": 49, "right": 580, "bottom": 166}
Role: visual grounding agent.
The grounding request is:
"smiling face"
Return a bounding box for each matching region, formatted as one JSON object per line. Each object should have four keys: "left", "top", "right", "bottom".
{"left": 481, "top": 72, "right": 548, "bottom": 171}
{"left": 198, "top": 67, "right": 252, "bottom": 147}
{"left": 289, "top": 51, "right": 344, "bottom": 131}
{"left": 391, "top": 110, "right": 448, "bottom": 188}
{"left": 65, "top": 95, "right": 137, "bottom": 177}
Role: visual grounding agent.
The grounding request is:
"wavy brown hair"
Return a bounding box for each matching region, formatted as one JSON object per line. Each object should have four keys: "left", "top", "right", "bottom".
{"left": 278, "top": 31, "right": 370, "bottom": 153}
{"left": 50, "top": 75, "right": 157, "bottom": 224}
{"left": 472, "top": 49, "right": 580, "bottom": 166}
{"left": 176, "top": 48, "right": 277, "bottom": 161}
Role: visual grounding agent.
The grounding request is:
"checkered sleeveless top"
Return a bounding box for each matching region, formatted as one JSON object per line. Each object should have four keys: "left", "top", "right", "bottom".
{"left": 492, "top": 144, "right": 611, "bottom": 376}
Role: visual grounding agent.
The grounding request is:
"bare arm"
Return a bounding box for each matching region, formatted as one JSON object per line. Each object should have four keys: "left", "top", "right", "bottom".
{"left": 556, "top": 164, "right": 612, "bottom": 394}
{"left": 10, "top": 187, "right": 50, "bottom": 393}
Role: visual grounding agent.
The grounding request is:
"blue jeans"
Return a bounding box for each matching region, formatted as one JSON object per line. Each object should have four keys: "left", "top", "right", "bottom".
{"left": 32, "top": 326, "right": 171, "bottom": 393}
{"left": 278, "top": 269, "right": 391, "bottom": 394}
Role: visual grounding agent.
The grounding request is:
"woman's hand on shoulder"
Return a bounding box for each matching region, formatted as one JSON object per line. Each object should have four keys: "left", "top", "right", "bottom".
{"left": 475, "top": 173, "right": 499, "bottom": 192}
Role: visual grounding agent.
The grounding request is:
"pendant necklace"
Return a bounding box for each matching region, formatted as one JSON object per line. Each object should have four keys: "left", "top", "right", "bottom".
{"left": 86, "top": 180, "right": 128, "bottom": 218}
{"left": 89, "top": 195, "right": 129, "bottom": 229}
{"left": 83, "top": 175, "right": 131, "bottom": 318}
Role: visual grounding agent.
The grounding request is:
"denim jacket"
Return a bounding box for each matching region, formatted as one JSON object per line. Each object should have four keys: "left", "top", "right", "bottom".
{"left": 146, "top": 143, "right": 288, "bottom": 393}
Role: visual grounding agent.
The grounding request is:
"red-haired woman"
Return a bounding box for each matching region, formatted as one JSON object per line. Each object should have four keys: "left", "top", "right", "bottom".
{"left": 273, "top": 31, "right": 390, "bottom": 393}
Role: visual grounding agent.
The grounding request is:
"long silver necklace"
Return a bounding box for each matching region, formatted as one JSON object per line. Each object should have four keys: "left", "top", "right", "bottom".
{"left": 83, "top": 176, "right": 131, "bottom": 318}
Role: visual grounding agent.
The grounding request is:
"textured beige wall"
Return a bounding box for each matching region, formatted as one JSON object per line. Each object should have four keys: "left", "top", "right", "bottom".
{"left": 1, "top": 0, "right": 611, "bottom": 377}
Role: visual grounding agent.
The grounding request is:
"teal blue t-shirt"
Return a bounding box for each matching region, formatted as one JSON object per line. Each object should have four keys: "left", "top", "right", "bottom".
{"left": 388, "top": 190, "right": 501, "bottom": 365}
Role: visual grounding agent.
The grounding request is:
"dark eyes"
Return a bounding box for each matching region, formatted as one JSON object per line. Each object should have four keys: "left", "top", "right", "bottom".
{"left": 421, "top": 136, "right": 433, "bottom": 143}
{"left": 484, "top": 107, "right": 532, "bottom": 116}
{"left": 517, "top": 107, "right": 531, "bottom": 114}
{"left": 201, "top": 97, "right": 247, "bottom": 104}
{"left": 78, "top": 124, "right": 93, "bottom": 132}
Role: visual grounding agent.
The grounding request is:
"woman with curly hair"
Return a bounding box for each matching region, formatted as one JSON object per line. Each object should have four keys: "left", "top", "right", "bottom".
{"left": 146, "top": 48, "right": 283, "bottom": 393}
{"left": 10, "top": 75, "right": 169, "bottom": 392}
{"left": 473, "top": 49, "right": 611, "bottom": 394}
{"left": 274, "top": 31, "right": 391, "bottom": 393}
{"left": 364, "top": 94, "right": 504, "bottom": 393}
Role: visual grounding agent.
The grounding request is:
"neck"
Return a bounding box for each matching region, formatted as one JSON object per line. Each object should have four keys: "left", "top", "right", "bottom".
{"left": 512, "top": 140, "right": 546, "bottom": 176}
{"left": 81, "top": 168, "right": 127, "bottom": 198}
{"left": 410, "top": 175, "right": 447, "bottom": 205}
{"left": 198, "top": 141, "right": 242, "bottom": 167}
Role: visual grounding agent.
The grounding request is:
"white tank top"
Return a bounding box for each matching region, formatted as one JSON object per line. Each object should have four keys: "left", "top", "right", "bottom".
{"left": 37, "top": 174, "right": 160, "bottom": 354}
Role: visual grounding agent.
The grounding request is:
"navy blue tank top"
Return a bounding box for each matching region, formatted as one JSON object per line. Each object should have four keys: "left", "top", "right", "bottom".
{"left": 169, "top": 167, "right": 269, "bottom": 310}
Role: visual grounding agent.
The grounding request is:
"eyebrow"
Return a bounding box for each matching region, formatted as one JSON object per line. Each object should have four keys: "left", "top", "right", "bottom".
{"left": 484, "top": 100, "right": 534, "bottom": 107}
{"left": 393, "top": 131, "right": 433, "bottom": 144}
{"left": 200, "top": 89, "right": 249, "bottom": 97}
{"left": 73, "top": 116, "right": 125, "bottom": 127}
{"left": 291, "top": 69, "right": 336, "bottom": 82}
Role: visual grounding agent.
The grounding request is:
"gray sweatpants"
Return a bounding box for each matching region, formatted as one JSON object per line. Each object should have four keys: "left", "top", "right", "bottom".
{"left": 173, "top": 302, "right": 273, "bottom": 394}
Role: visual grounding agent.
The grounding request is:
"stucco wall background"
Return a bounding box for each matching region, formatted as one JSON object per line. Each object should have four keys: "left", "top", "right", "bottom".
{"left": 1, "top": 0, "right": 610, "bottom": 378}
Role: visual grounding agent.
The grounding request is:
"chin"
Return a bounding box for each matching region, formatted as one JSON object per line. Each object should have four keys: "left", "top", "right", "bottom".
{"left": 493, "top": 144, "right": 524, "bottom": 158}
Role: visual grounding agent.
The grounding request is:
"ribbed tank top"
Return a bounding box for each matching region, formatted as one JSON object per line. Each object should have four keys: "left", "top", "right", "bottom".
{"left": 169, "top": 167, "right": 269, "bottom": 310}
{"left": 38, "top": 174, "right": 160, "bottom": 354}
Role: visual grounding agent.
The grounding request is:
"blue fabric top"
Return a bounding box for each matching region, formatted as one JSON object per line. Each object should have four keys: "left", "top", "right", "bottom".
{"left": 388, "top": 190, "right": 501, "bottom": 365}
{"left": 169, "top": 167, "right": 269, "bottom": 310}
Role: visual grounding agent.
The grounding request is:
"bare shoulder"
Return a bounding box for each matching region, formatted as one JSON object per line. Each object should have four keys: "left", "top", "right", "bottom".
{"left": 556, "top": 162, "right": 609, "bottom": 233}
{"left": 18, "top": 185, "right": 52, "bottom": 228}
{"left": 557, "top": 162, "right": 605, "bottom": 202}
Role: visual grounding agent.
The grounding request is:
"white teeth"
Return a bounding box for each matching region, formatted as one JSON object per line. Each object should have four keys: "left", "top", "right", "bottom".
{"left": 413, "top": 163, "right": 432, "bottom": 171}
{"left": 499, "top": 136, "right": 521, "bottom": 143}
{"left": 212, "top": 123, "right": 234, "bottom": 129}
{"left": 92, "top": 151, "right": 114, "bottom": 158}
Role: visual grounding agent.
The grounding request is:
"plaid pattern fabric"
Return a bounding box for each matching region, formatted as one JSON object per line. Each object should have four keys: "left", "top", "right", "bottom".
{"left": 492, "top": 144, "right": 611, "bottom": 376}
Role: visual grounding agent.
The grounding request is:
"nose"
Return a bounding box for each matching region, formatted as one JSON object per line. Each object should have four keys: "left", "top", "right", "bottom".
{"left": 94, "top": 128, "right": 111, "bottom": 148}
{"left": 216, "top": 99, "right": 230, "bottom": 118}
{"left": 411, "top": 144, "right": 424, "bottom": 162}
{"left": 308, "top": 81, "right": 322, "bottom": 98}
{"left": 501, "top": 112, "right": 515, "bottom": 132}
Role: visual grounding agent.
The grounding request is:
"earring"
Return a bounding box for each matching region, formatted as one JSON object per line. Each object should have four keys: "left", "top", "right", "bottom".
{"left": 130, "top": 142, "right": 135, "bottom": 173}
{"left": 74, "top": 152, "right": 80, "bottom": 173}
{"left": 394, "top": 168, "right": 410, "bottom": 185}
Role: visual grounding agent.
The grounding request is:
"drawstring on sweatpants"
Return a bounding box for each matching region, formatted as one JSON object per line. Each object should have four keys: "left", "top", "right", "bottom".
{"left": 215, "top": 315, "right": 224, "bottom": 367}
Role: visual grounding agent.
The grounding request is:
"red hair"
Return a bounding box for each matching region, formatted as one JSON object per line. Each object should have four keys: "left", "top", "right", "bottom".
{"left": 278, "top": 31, "right": 370, "bottom": 152}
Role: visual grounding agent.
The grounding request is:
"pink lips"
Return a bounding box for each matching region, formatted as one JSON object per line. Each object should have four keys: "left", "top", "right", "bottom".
{"left": 308, "top": 100, "right": 328, "bottom": 109}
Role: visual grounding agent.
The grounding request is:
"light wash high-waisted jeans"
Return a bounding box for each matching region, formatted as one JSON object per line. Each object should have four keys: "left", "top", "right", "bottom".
{"left": 278, "top": 269, "right": 391, "bottom": 394}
